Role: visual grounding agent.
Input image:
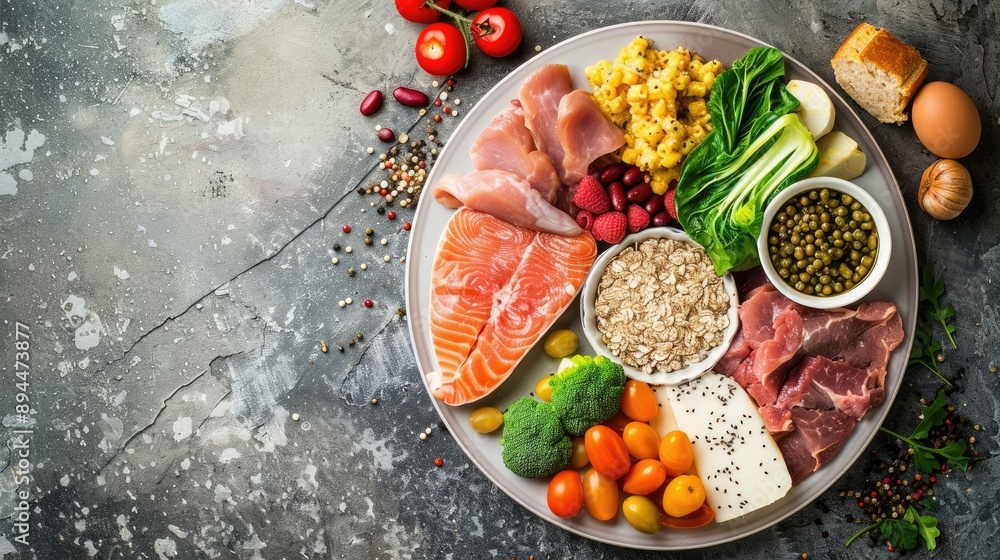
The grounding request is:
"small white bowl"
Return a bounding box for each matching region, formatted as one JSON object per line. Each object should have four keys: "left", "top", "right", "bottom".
{"left": 757, "top": 176, "right": 891, "bottom": 309}
{"left": 580, "top": 227, "right": 740, "bottom": 386}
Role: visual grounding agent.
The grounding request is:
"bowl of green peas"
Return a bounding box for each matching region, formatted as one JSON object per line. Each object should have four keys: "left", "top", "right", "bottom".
{"left": 758, "top": 177, "right": 891, "bottom": 309}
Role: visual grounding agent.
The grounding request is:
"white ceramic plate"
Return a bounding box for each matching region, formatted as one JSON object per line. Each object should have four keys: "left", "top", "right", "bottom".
{"left": 405, "top": 21, "right": 918, "bottom": 550}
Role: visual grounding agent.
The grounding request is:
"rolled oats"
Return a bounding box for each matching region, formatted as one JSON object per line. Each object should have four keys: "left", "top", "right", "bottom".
{"left": 595, "top": 238, "right": 730, "bottom": 374}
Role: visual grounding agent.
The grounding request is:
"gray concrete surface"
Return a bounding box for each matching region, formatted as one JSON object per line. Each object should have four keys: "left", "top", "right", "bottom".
{"left": 0, "top": 0, "right": 997, "bottom": 558}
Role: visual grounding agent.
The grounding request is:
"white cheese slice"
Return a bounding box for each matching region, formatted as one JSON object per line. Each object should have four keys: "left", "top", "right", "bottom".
{"left": 660, "top": 372, "right": 792, "bottom": 523}
{"left": 787, "top": 79, "right": 835, "bottom": 140}
{"left": 809, "top": 130, "right": 867, "bottom": 181}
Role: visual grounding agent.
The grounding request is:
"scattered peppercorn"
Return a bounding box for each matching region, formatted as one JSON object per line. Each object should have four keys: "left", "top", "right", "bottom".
{"left": 333, "top": 243, "right": 341, "bottom": 251}
{"left": 387, "top": 211, "right": 397, "bottom": 220}
{"left": 342, "top": 225, "right": 351, "bottom": 233}
{"left": 364, "top": 299, "right": 373, "bottom": 308}
{"left": 434, "top": 457, "right": 443, "bottom": 467}
{"left": 365, "top": 228, "right": 374, "bottom": 236}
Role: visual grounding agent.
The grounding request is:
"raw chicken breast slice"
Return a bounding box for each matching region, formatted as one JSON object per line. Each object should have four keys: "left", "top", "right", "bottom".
{"left": 470, "top": 102, "right": 561, "bottom": 203}
{"left": 518, "top": 64, "right": 574, "bottom": 184}
{"left": 557, "top": 90, "right": 625, "bottom": 185}
{"left": 432, "top": 170, "right": 581, "bottom": 236}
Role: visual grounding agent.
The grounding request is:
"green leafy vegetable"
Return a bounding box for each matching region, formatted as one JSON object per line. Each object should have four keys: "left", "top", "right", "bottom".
{"left": 907, "top": 324, "right": 950, "bottom": 385}
{"left": 880, "top": 389, "right": 971, "bottom": 473}
{"left": 676, "top": 46, "right": 819, "bottom": 274}
{"left": 880, "top": 518, "right": 919, "bottom": 550}
{"left": 910, "top": 389, "right": 948, "bottom": 439}
{"left": 906, "top": 506, "right": 941, "bottom": 550}
{"left": 846, "top": 508, "right": 941, "bottom": 551}
{"left": 919, "top": 266, "right": 957, "bottom": 348}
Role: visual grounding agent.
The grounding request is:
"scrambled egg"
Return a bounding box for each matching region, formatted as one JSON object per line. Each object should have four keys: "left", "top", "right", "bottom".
{"left": 586, "top": 37, "right": 724, "bottom": 194}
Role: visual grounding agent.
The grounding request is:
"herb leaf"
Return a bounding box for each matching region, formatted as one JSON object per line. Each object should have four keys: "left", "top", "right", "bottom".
{"left": 845, "top": 522, "right": 880, "bottom": 548}
{"left": 905, "top": 506, "right": 941, "bottom": 551}
{"left": 880, "top": 425, "right": 971, "bottom": 474}
{"left": 907, "top": 325, "right": 951, "bottom": 385}
{"left": 919, "top": 266, "right": 957, "bottom": 349}
{"left": 910, "top": 390, "right": 948, "bottom": 440}
{"left": 880, "top": 518, "right": 919, "bottom": 550}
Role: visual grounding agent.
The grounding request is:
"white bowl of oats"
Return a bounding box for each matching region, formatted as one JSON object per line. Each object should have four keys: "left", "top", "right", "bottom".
{"left": 580, "top": 227, "right": 740, "bottom": 386}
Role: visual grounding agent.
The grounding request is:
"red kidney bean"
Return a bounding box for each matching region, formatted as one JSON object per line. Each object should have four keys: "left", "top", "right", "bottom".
{"left": 598, "top": 162, "right": 627, "bottom": 185}
{"left": 360, "top": 90, "right": 383, "bottom": 116}
{"left": 607, "top": 182, "right": 627, "bottom": 212}
{"left": 626, "top": 183, "right": 652, "bottom": 203}
{"left": 622, "top": 166, "right": 644, "bottom": 186}
{"left": 377, "top": 128, "right": 395, "bottom": 142}
{"left": 644, "top": 193, "right": 664, "bottom": 215}
{"left": 651, "top": 210, "right": 671, "bottom": 227}
{"left": 393, "top": 87, "right": 429, "bottom": 107}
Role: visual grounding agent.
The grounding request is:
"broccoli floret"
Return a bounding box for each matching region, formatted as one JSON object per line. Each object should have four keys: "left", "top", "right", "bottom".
{"left": 549, "top": 355, "right": 626, "bottom": 436}
{"left": 500, "top": 397, "right": 572, "bottom": 478}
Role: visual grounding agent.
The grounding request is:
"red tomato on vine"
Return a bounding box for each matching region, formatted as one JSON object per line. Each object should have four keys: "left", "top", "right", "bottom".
{"left": 472, "top": 7, "right": 523, "bottom": 57}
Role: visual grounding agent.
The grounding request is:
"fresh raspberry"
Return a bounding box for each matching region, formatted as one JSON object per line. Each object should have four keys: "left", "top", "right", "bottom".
{"left": 664, "top": 188, "right": 678, "bottom": 221}
{"left": 575, "top": 210, "right": 594, "bottom": 231}
{"left": 626, "top": 204, "right": 650, "bottom": 233}
{"left": 591, "top": 211, "right": 626, "bottom": 243}
{"left": 572, "top": 176, "right": 611, "bottom": 214}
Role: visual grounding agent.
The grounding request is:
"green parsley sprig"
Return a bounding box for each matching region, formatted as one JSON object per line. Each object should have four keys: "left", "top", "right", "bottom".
{"left": 907, "top": 266, "right": 958, "bottom": 385}
{"left": 845, "top": 505, "right": 940, "bottom": 551}
{"left": 879, "top": 390, "right": 971, "bottom": 474}
{"left": 918, "top": 266, "right": 957, "bottom": 349}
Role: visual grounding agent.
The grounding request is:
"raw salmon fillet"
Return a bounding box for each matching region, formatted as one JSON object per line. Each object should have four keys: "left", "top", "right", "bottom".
{"left": 428, "top": 208, "right": 597, "bottom": 405}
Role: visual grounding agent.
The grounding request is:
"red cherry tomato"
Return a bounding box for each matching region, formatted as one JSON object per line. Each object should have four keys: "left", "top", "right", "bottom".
{"left": 547, "top": 470, "right": 584, "bottom": 518}
{"left": 471, "top": 7, "right": 522, "bottom": 57}
{"left": 415, "top": 23, "right": 468, "bottom": 76}
{"left": 584, "top": 425, "right": 630, "bottom": 480}
{"left": 394, "top": 0, "right": 451, "bottom": 23}
{"left": 452, "top": 0, "right": 498, "bottom": 9}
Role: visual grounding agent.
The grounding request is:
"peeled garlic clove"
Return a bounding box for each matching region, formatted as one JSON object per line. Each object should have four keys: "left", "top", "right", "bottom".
{"left": 918, "top": 159, "right": 973, "bottom": 220}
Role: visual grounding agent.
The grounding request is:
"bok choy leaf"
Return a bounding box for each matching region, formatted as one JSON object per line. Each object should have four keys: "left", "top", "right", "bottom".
{"left": 676, "top": 47, "right": 819, "bottom": 274}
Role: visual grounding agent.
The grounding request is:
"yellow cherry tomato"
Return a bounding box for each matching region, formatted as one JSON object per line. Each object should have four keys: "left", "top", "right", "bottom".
{"left": 469, "top": 407, "right": 503, "bottom": 433}
{"left": 662, "top": 475, "right": 706, "bottom": 518}
{"left": 570, "top": 436, "right": 589, "bottom": 469}
{"left": 658, "top": 430, "right": 694, "bottom": 477}
{"left": 622, "top": 421, "right": 660, "bottom": 460}
{"left": 622, "top": 495, "right": 660, "bottom": 534}
{"left": 543, "top": 329, "right": 578, "bottom": 358}
{"left": 582, "top": 468, "right": 618, "bottom": 521}
{"left": 620, "top": 380, "right": 657, "bottom": 422}
{"left": 534, "top": 375, "right": 554, "bottom": 402}
{"left": 621, "top": 458, "right": 667, "bottom": 496}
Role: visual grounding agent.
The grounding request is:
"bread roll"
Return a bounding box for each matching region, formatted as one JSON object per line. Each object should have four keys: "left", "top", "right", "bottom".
{"left": 831, "top": 23, "right": 928, "bottom": 124}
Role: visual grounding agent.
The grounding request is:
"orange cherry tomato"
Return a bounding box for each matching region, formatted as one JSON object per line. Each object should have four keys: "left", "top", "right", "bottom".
{"left": 620, "top": 380, "right": 657, "bottom": 422}
{"left": 547, "top": 470, "right": 584, "bottom": 518}
{"left": 621, "top": 459, "right": 667, "bottom": 495}
{"left": 662, "top": 475, "right": 706, "bottom": 518}
{"left": 582, "top": 468, "right": 618, "bottom": 521}
{"left": 658, "top": 430, "right": 694, "bottom": 477}
{"left": 601, "top": 411, "right": 631, "bottom": 435}
{"left": 584, "top": 425, "right": 630, "bottom": 480}
{"left": 660, "top": 502, "right": 716, "bottom": 529}
{"left": 569, "top": 436, "right": 589, "bottom": 469}
{"left": 622, "top": 421, "right": 660, "bottom": 460}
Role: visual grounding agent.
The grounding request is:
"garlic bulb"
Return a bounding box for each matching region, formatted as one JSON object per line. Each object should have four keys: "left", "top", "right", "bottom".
{"left": 918, "top": 159, "right": 973, "bottom": 220}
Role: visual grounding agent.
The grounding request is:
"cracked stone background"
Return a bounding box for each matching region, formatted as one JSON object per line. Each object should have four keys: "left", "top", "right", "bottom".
{"left": 0, "top": 0, "right": 997, "bottom": 558}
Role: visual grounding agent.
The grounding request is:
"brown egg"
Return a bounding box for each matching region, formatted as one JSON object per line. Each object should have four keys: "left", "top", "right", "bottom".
{"left": 911, "top": 82, "right": 981, "bottom": 158}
